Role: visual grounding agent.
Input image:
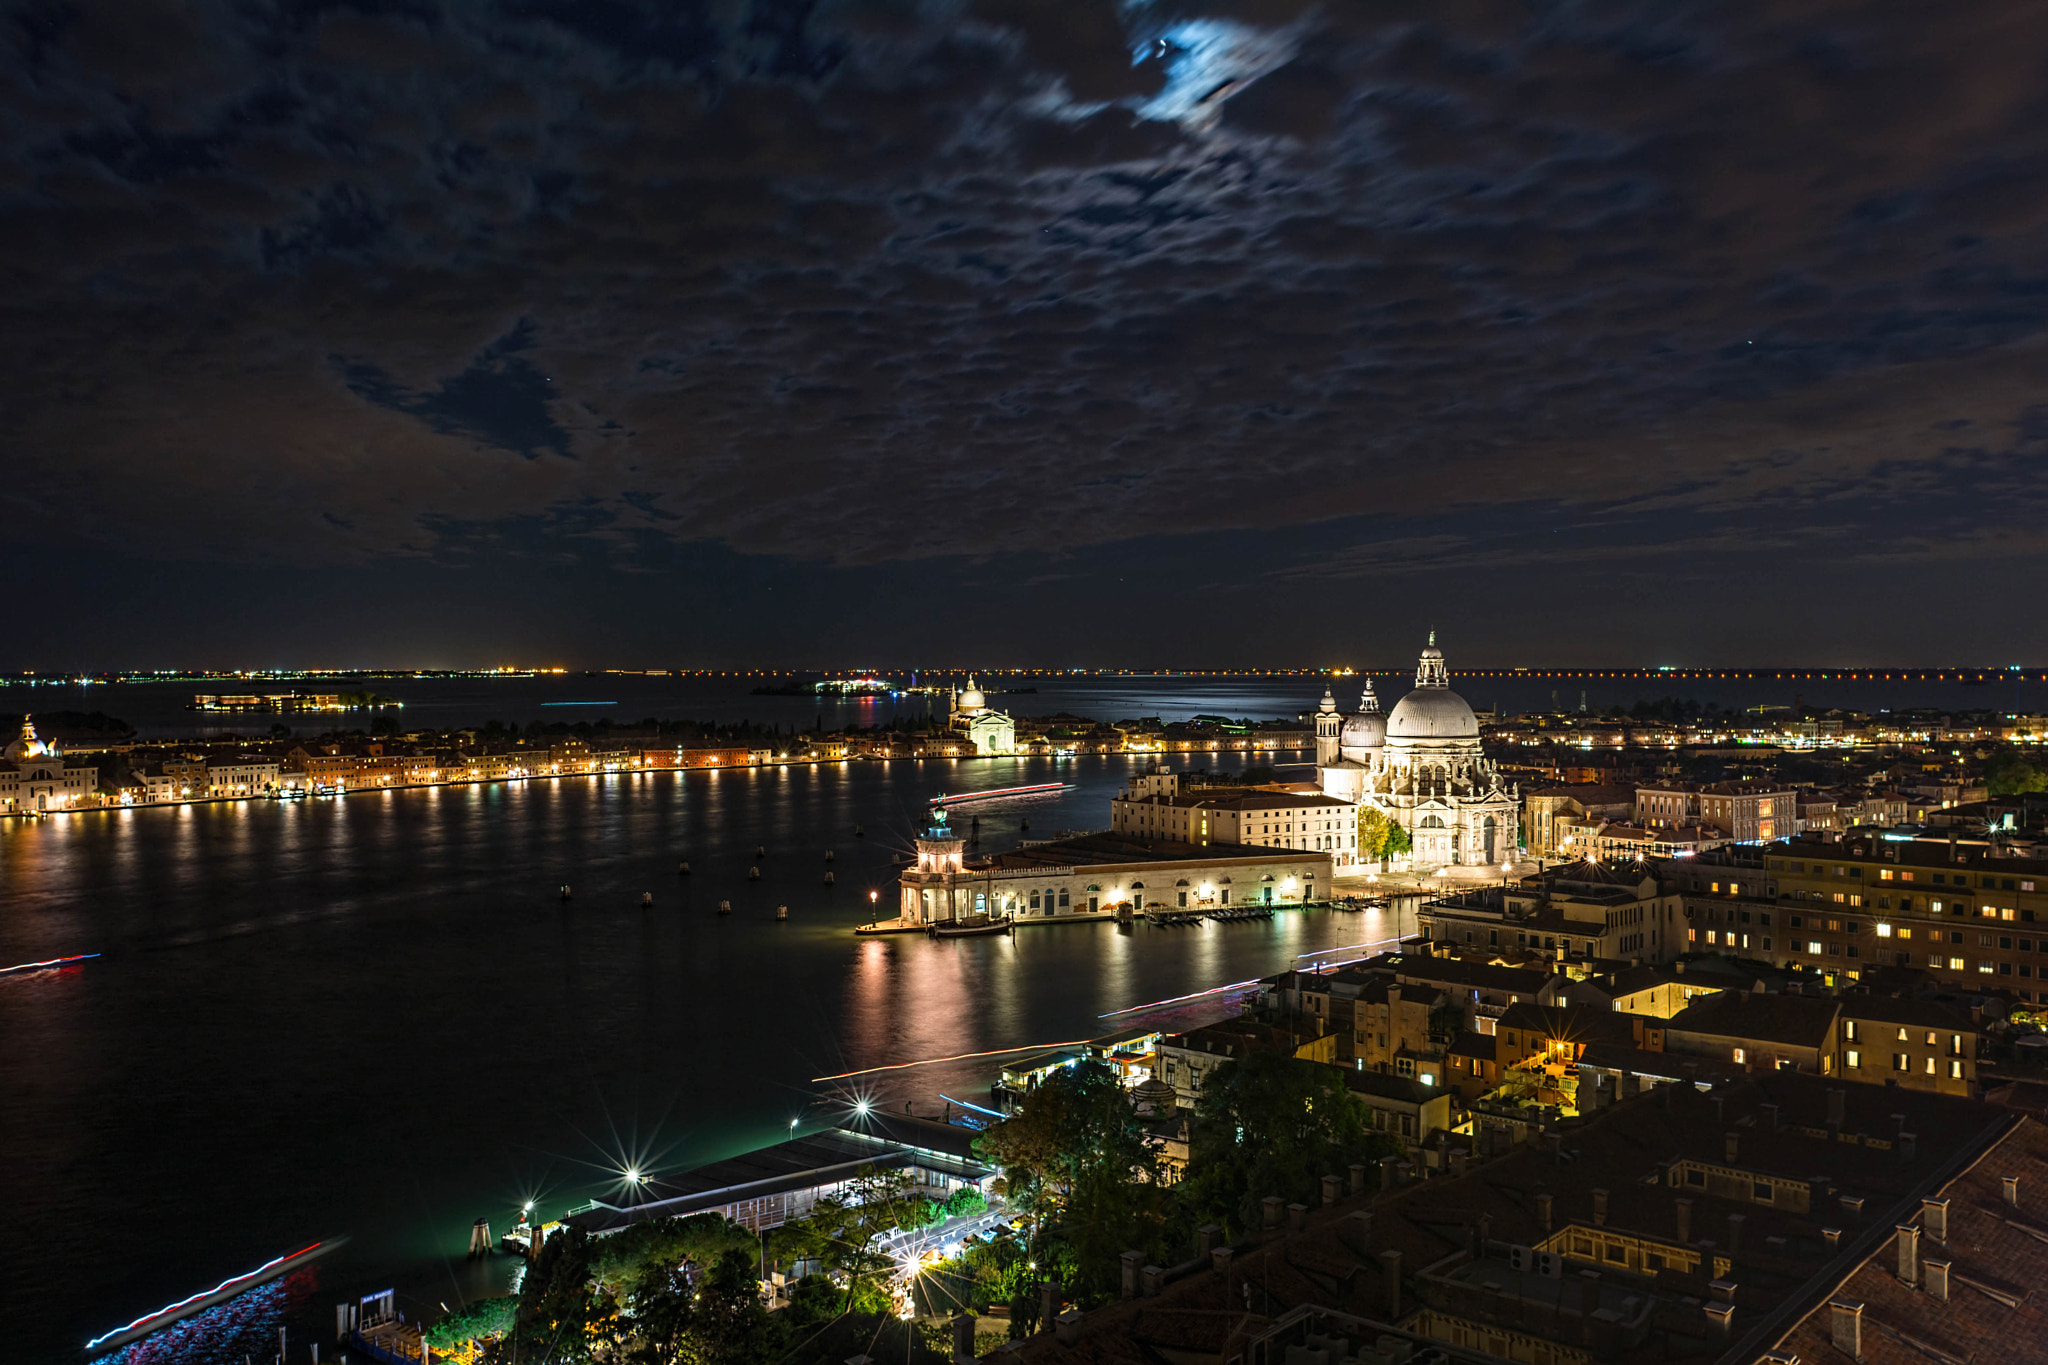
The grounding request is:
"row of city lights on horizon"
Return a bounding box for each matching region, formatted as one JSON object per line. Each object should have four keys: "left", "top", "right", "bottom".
{"left": 5, "top": 665, "right": 2038, "bottom": 680}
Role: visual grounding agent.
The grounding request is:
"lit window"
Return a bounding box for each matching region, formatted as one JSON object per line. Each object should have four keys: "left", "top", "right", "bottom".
{"left": 1732, "top": 1047, "right": 1747, "bottom": 1064}
{"left": 1846, "top": 1049, "right": 1861, "bottom": 1069}
{"left": 1876, "top": 923, "right": 1892, "bottom": 938}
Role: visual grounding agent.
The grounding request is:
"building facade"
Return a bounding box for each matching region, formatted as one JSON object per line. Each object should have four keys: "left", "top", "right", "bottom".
{"left": 1109, "top": 768, "right": 1359, "bottom": 862}
{"left": 0, "top": 718, "right": 98, "bottom": 812}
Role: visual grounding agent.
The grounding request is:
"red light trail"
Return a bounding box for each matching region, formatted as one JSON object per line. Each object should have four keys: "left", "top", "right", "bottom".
{"left": 2, "top": 952, "right": 99, "bottom": 975}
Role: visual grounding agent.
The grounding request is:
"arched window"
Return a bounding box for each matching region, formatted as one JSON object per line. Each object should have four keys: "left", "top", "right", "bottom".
{"left": 1421, "top": 815, "right": 1445, "bottom": 829}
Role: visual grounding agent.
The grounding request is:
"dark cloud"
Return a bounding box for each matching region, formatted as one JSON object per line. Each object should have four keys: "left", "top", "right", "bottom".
{"left": 2, "top": 0, "right": 2047, "bottom": 663}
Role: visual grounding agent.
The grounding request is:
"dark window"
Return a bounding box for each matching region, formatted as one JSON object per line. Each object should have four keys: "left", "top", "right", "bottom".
{"left": 1687, "top": 1169, "right": 1706, "bottom": 1186}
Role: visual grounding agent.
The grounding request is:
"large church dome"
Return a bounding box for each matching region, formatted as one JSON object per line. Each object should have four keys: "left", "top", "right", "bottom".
{"left": 1386, "top": 689, "right": 1479, "bottom": 739}
{"left": 1386, "top": 633, "right": 1479, "bottom": 740}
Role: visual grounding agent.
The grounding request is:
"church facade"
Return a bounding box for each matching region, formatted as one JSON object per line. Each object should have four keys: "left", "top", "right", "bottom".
{"left": 0, "top": 717, "right": 100, "bottom": 812}
{"left": 1315, "top": 636, "right": 1520, "bottom": 872}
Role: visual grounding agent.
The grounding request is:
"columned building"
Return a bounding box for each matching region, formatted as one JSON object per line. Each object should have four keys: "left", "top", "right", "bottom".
{"left": 1318, "top": 636, "right": 1520, "bottom": 873}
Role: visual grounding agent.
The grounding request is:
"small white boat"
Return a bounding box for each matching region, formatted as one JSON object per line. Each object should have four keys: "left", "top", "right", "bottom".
{"left": 776, "top": 905, "right": 789, "bottom": 921}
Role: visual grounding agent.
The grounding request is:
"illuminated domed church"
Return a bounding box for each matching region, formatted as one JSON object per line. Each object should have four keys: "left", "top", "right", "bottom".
{"left": 1314, "top": 635, "right": 1519, "bottom": 870}
{"left": 948, "top": 677, "right": 1016, "bottom": 756}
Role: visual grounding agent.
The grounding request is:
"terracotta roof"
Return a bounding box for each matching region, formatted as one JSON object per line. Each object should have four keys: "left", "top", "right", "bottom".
{"left": 1663, "top": 989, "right": 1840, "bottom": 1050}
{"left": 1772, "top": 1116, "right": 2048, "bottom": 1365}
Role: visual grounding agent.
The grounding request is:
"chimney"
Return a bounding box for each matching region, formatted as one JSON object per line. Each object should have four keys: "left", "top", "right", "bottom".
{"left": 1211, "top": 1246, "right": 1233, "bottom": 1271}
{"left": 1705, "top": 1303, "right": 1735, "bottom": 1337}
{"left": 1140, "top": 1264, "right": 1165, "bottom": 1297}
{"left": 1536, "top": 1191, "right": 1555, "bottom": 1233}
{"left": 1054, "top": 1309, "right": 1083, "bottom": 1342}
{"left": 951, "top": 1312, "right": 977, "bottom": 1363}
{"left": 1712, "top": 1093, "right": 1725, "bottom": 1125}
{"left": 1350, "top": 1162, "right": 1367, "bottom": 1196}
{"left": 1675, "top": 1198, "right": 1693, "bottom": 1245}
{"left": 1761, "top": 1102, "right": 1779, "bottom": 1131}
{"left": 1322, "top": 1174, "right": 1343, "bottom": 1207}
{"left": 1262, "top": 1195, "right": 1284, "bottom": 1231}
{"left": 1808, "top": 1176, "right": 1831, "bottom": 1211}
{"left": 1450, "top": 1148, "right": 1469, "bottom": 1177}
{"left": 1925, "top": 1259, "right": 1950, "bottom": 1302}
{"left": 1038, "top": 1279, "right": 1060, "bottom": 1333}
{"left": 1592, "top": 1189, "right": 1609, "bottom": 1226}
{"left": 1577, "top": 1269, "right": 1600, "bottom": 1316}
{"left": 1899, "top": 1132, "right": 1917, "bottom": 1162}
{"left": 1827, "top": 1087, "right": 1846, "bottom": 1132}
{"left": 1895, "top": 1225, "right": 1919, "bottom": 1286}
{"left": 1922, "top": 1198, "right": 1948, "bottom": 1243}
{"left": 2004, "top": 1175, "right": 2021, "bottom": 1208}
{"left": 1725, "top": 1131, "right": 1740, "bottom": 1165}
{"left": 1120, "top": 1250, "right": 1143, "bottom": 1300}
{"left": 1289, "top": 1202, "right": 1308, "bottom": 1236}
{"left": 1828, "top": 1300, "right": 1864, "bottom": 1361}
{"left": 1341, "top": 1208, "right": 1374, "bottom": 1256}
{"left": 1197, "top": 1224, "right": 1222, "bottom": 1257}
{"left": 1824, "top": 1228, "right": 1842, "bottom": 1252}
{"left": 1381, "top": 1156, "right": 1399, "bottom": 1191}
{"left": 1379, "top": 1249, "right": 1403, "bottom": 1319}
{"left": 1710, "top": 1278, "right": 1736, "bottom": 1303}
{"left": 1728, "top": 1213, "right": 1745, "bottom": 1259}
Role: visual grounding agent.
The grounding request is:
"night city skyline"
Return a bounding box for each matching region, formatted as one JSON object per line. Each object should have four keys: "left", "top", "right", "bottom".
{"left": 5, "top": 2, "right": 2048, "bottom": 665}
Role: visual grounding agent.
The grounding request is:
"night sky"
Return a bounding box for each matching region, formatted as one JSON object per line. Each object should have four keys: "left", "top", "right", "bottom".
{"left": 6, "top": 1, "right": 2047, "bottom": 668}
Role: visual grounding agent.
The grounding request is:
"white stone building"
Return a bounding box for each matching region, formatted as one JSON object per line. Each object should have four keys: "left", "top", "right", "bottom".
{"left": 1317, "top": 635, "right": 1520, "bottom": 873}
{"left": 0, "top": 717, "right": 99, "bottom": 812}
{"left": 1108, "top": 768, "right": 1363, "bottom": 868}
{"left": 949, "top": 678, "right": 1016, "bottom": 755}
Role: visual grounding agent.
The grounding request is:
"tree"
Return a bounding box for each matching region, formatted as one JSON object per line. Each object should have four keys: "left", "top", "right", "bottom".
{"left": 484, "top": 1224, "right": 608, "bottom": 1364}
{"left": 1356, "top": 808, "right": 1393, "bottom": 861}
{"left": 1179, "top": 1052, "right": 1398, "bottom": 1235}
{"left": 693, "top": 1249, "right": 776, "bottom": 1365}
{"left": 1985, "top": 750, "right": 2048, "bottom": 796}
{"left": 422, "top": 1296, "right": 516, "bottom": 1350}
{"left": 1383, "top": 822, "right": 1412, "bottom": 859}
{"left": 978, "top": 1060, "right": 1162, "bottom": 1295}
{"left": 590, "top": 1212, "right": 758, "bottom": 1301}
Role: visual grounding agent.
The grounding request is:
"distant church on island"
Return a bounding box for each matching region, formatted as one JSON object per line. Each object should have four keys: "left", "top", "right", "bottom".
{"left": 882, "top": 635, "right": 1520, "bottom": 930}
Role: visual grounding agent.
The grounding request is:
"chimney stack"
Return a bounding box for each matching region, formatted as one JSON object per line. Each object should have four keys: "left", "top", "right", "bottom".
{"left": 1350, "top": 1162, "right": 1367, "bottom": 1197}
{"left": 1925, "top": 1259, "right": 1950, "bottom": 1302}
{"left": 1322, "top": 1174, "right": 1343, "bottom": 1207}
{"left": 1536, "top": 1191, "right": 1554, "bottom": 1233}
{"left": 1923, "top": 1197, "right": 1949, "bottom": 1244}
{"left": 1578, "top": 1269, "right": 1600, "bottom": 1317}
{"left": 1899, "top": 1132, "right": 1917, "bottom": 1162}
{"left": 1895, "top": 1225, "right": 1919, "bottom": 1286}
{"left": 1120, "top": 1250, "right": 1143, "bottom": 1300}
{"left": 1829, "top": 1300, "right": 1864, "bottom": 1361}
{"left": 1289, "top": 1202, "right": 1308, "bottom": 1236}
{"left": 1827, "top": 1087, "right": 1846, "bottom": 1130}
{"left": 1038, "top": 1279, "right": 1060, "bottom": 1332}
{"left": 1197, "top": 1224, "right": 1222, "bottom": 1257}
{"left": 1725, "top": 1131, "right": 1740, "bottom": 1165}
{"left": 1262, "top": 1196, "right": 1284, "bottom": 1231}
{"left": 1592, "top": 1189, "right": 1608, "bottom": 1226}
{"left": 1141, "top": 1265, "right": 1165, "bottom": 1297}
{"left": 1761, "top": 1102, "right": 1779, "bottom": 1131}
{"left": 1379, "top": 1249, "right": 1403, "bottom": 1320}
{"left": 1705, "top": 1303, "right": 1734, "bottom": 1337}
{"left": 1381, "top": 1156, "right": 1399, "bottom": 1191}
{"left": 951, "top": 1312, "right": 977, "bottom": 1363}
{"left": 1675, "top": 1198, "right": 1693, "bottom": 1245}
{"left": 1728, "top": 1213, "right": 1745, "bottom": 1259}
{"left": 2004, "top": 1175, "right": 2022, "bottom": 1208}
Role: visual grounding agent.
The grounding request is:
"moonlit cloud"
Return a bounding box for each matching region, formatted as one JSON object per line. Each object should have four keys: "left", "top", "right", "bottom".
{"left": 2, "top": 0, "right": 2046, "bottom": 662}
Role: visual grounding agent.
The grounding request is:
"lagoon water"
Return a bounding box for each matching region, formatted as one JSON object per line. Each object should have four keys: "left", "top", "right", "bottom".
{"left": 3, "top": 670, "right": 2039, "bottom": 1362}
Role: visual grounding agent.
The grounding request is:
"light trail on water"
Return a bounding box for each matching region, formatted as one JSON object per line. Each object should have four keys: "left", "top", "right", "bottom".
{"left": 1, "top": 951, "right": 100, "bottom": 975}
{"left": 811, "top": 1039, "right": 1097, "bottom": 1082}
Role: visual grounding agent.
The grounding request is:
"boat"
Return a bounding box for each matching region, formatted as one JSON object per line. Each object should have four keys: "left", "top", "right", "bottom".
{"left": 929, "top": 914, "right": 1015, "bottom": 938}
{"left": 718, "top": 900, "right": 732, "bottom": 915}
{"left": 678, "top": 860, "right": 691, "bottom": 875}
{"left": 756, "top": 844, "right": 767, "bottom": 858}
{"left": 855, "top": 824, "right": 865, "bottom": 837}
{"left": 776, "top": 905, "right": 789, "bottom": 921}
{"left": 823, "top": 871, "right": 835, "bottom": 885}
{"left": 824, "top": 849, "right": 834, "bottom": 862}
{"left": 642, "top": 892, "right": 654, "bottom": 908}
{"left": 749, "top": 866, "right": 761, "bottom": 880}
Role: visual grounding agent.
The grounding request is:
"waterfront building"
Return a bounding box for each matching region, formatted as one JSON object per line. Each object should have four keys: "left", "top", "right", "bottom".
{"left": 0, "top": 717, "right": 98, "bottom": 812}
{"left": 1521, "top": 782, "right": 1634, "bottom": 858}
{"left": 892, "top": 813, "right": 1332, "bottom": 927}
{"left": 1317, "top": 635, "right": 1520, "bottom": 873}
{"left": 1156, "top": 1017, "right": 1336, "bottom": 1108}
{"left": 1109, "top": 767, "right": 1359, "bottom": 864}
{"left": 204, "top": 755, "right": 282, "bottom": 796}
{"left": 566, "top": 1110, "right": 993, "bottom": 1237}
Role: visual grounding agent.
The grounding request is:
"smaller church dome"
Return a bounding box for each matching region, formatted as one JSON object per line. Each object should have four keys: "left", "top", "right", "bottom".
{"left": 956, "top": 677, "right": 987, "bottom": 711}
{"left": 4, "top": 716, "right": 50, "bottom": 763}
{"left": 1339, "top": 711, "right": 1385, "bottom": 749}
{"left": 1131, "top": 1075, "right": 1178, "bottom": 1115}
